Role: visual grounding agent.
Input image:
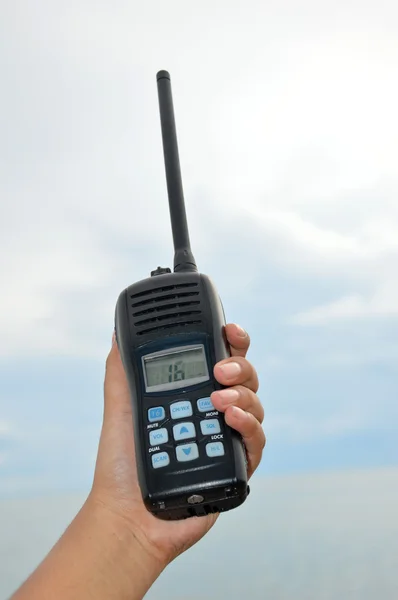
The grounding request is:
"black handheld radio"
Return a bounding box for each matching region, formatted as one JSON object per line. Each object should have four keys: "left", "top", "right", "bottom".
{"left": 114, "top": 70, "right": 249, "bottom": 520}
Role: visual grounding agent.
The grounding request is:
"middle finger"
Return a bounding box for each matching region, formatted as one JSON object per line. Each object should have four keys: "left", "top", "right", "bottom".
{"left": 211, "top": 385, "right": 264, "bottom": 424}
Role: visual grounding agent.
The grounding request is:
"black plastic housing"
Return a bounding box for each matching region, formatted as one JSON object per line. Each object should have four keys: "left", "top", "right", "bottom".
{"left": 115, "top": 270, "right": 249, "bottom": 520}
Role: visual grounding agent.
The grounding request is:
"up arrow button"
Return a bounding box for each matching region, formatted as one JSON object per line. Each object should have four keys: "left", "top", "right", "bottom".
{"left": 173, "top": 421, "right": 195, "bottom": 441}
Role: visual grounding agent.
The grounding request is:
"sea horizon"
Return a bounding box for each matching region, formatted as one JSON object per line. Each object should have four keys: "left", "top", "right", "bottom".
{"left": 1, "top": 467, "right": 397, "bottom": 599}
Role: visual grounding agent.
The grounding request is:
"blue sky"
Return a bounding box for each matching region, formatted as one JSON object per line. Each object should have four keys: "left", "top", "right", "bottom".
{"left": 1, "top": 0, "right": 397, "bottom": 497}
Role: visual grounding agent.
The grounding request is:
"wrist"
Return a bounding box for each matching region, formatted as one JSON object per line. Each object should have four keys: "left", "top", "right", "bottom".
{"left": 12, "top": 493, "right": 167, "bottom": 600}
{"left": 82, "top": 493, "right": 168, "bottom": 597}
{"left": 86, "top": 491, "right": 169, "bottom": 569}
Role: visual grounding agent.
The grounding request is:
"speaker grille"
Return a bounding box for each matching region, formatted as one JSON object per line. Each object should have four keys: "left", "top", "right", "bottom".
{"left": 131, "top": 282, "right": 202, "bottom": 336}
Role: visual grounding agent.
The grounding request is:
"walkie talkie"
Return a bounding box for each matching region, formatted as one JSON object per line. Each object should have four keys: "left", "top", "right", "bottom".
{"left": 114, "top": 70, "right": 249, "bottom": 520}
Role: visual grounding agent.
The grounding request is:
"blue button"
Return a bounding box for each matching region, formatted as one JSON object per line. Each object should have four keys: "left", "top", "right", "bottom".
{"left": 151, "top": 452, "right": 170, "bottom": 469}
{"left": 148, "top": 406, "right": 165, "bottom": 423}
{"left": 200, "top": 419, "right": 221, "bottom": 435}
{"left": 206, "top": 442, "right": 225, "bottom": 457}
{"left": 170, "top": 400, "right": 193, "bottom": 420}
{"left": 197, "top": 397, "right": 214, "bottom": 412}
{"left": 173, "top": 421, "right": 196, "bottom": 441}
{"left": 176, "top": 443, "right": 199, "bottom": 462}
{"left": 149, "top": 428, "right": 169, "bottom": 446}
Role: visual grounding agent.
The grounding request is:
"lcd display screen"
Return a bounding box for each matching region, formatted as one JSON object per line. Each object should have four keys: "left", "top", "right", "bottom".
{"left": 143, "top": 345, "right": 209, "bottom": 391}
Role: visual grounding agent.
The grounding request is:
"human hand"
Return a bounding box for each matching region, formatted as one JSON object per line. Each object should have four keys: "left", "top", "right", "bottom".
{"left": 89, "top": 323, "right": 265, "bottom": 569}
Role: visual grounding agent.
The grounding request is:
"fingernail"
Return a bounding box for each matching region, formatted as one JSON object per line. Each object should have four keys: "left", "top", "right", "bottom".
{"left": 112, "top": 331, "right": 116, "bottom": 346}
{"left": 219, "top": 362, "right": 241, "bottom": 380}
{"left": 216, "top": 388, "right": 240, "bottom": 406}
{"left": 235, "top": 324, "right": 247, "bottom": 337}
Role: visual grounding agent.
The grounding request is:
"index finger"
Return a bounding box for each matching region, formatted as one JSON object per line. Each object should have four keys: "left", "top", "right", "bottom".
{"left": 225, "top": 323, "right": 250, "bottom": 358}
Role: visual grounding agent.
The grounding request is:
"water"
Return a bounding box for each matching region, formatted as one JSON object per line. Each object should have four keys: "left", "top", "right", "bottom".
{"left": 1, "top": 469, "right": 397, "bottom": 599}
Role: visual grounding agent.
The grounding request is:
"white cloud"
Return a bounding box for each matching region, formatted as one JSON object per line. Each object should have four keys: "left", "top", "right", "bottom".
{"left": 292, "top": 292, "right": 398, "bottom": 326}
{"left": 245, "top": 208, "right": 397, "bottom": 263}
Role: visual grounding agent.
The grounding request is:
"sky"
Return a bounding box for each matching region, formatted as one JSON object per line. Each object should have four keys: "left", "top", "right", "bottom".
{"left": 0, "top": 0, "right": 398, "bottom": 497}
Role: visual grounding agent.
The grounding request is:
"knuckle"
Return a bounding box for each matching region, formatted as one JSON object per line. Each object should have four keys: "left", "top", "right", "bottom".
{"left": 248, "top": 412, "right": 259, "bottom": 433}
{"left": 236, "top": 384, "right": 249, "bottom": 398}
{"left": 239, "top": 386, "right": 262, "bottom": 412}
{"left": 236, "top": 357, "right": 254, "bottom": 378}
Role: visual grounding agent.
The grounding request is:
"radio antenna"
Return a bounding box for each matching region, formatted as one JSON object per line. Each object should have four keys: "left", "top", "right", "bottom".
{"left": 156, "top": 70, "right": 197, "bottom": 273}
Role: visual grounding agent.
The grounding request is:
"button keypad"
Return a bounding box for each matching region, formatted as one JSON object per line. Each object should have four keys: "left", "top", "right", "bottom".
{"left": 147, "top": 397, "right": 224, "bottom": 468}
{"left": 200, "top": 419, "right": 221, "bottom": 435}
{"left": 197, "top": 397, "right": 214, "bottom": 412}
{"left": 170, "top": 400, "right": 193, "bottom": 419}
{"left": 206, "top": 441, "right": 225, "bottom": 457}
{"left": 173, "top": 421, "right": 196, "bottom": 441}
{"left": 148, "top": 407, "right": 165, "bottom": 422}
{"left": 149, "top": 428, "right": 168, "bottom": 446}
{"left": 152, "top": 452, "right": 170, "bottom": 468}
{"left": 176, "top": 442, "right": 199, "bottom": 462}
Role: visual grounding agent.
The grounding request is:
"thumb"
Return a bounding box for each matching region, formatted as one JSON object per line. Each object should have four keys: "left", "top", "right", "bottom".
{"left": 103, "top": 332, "right": 133, "bottom": 420}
